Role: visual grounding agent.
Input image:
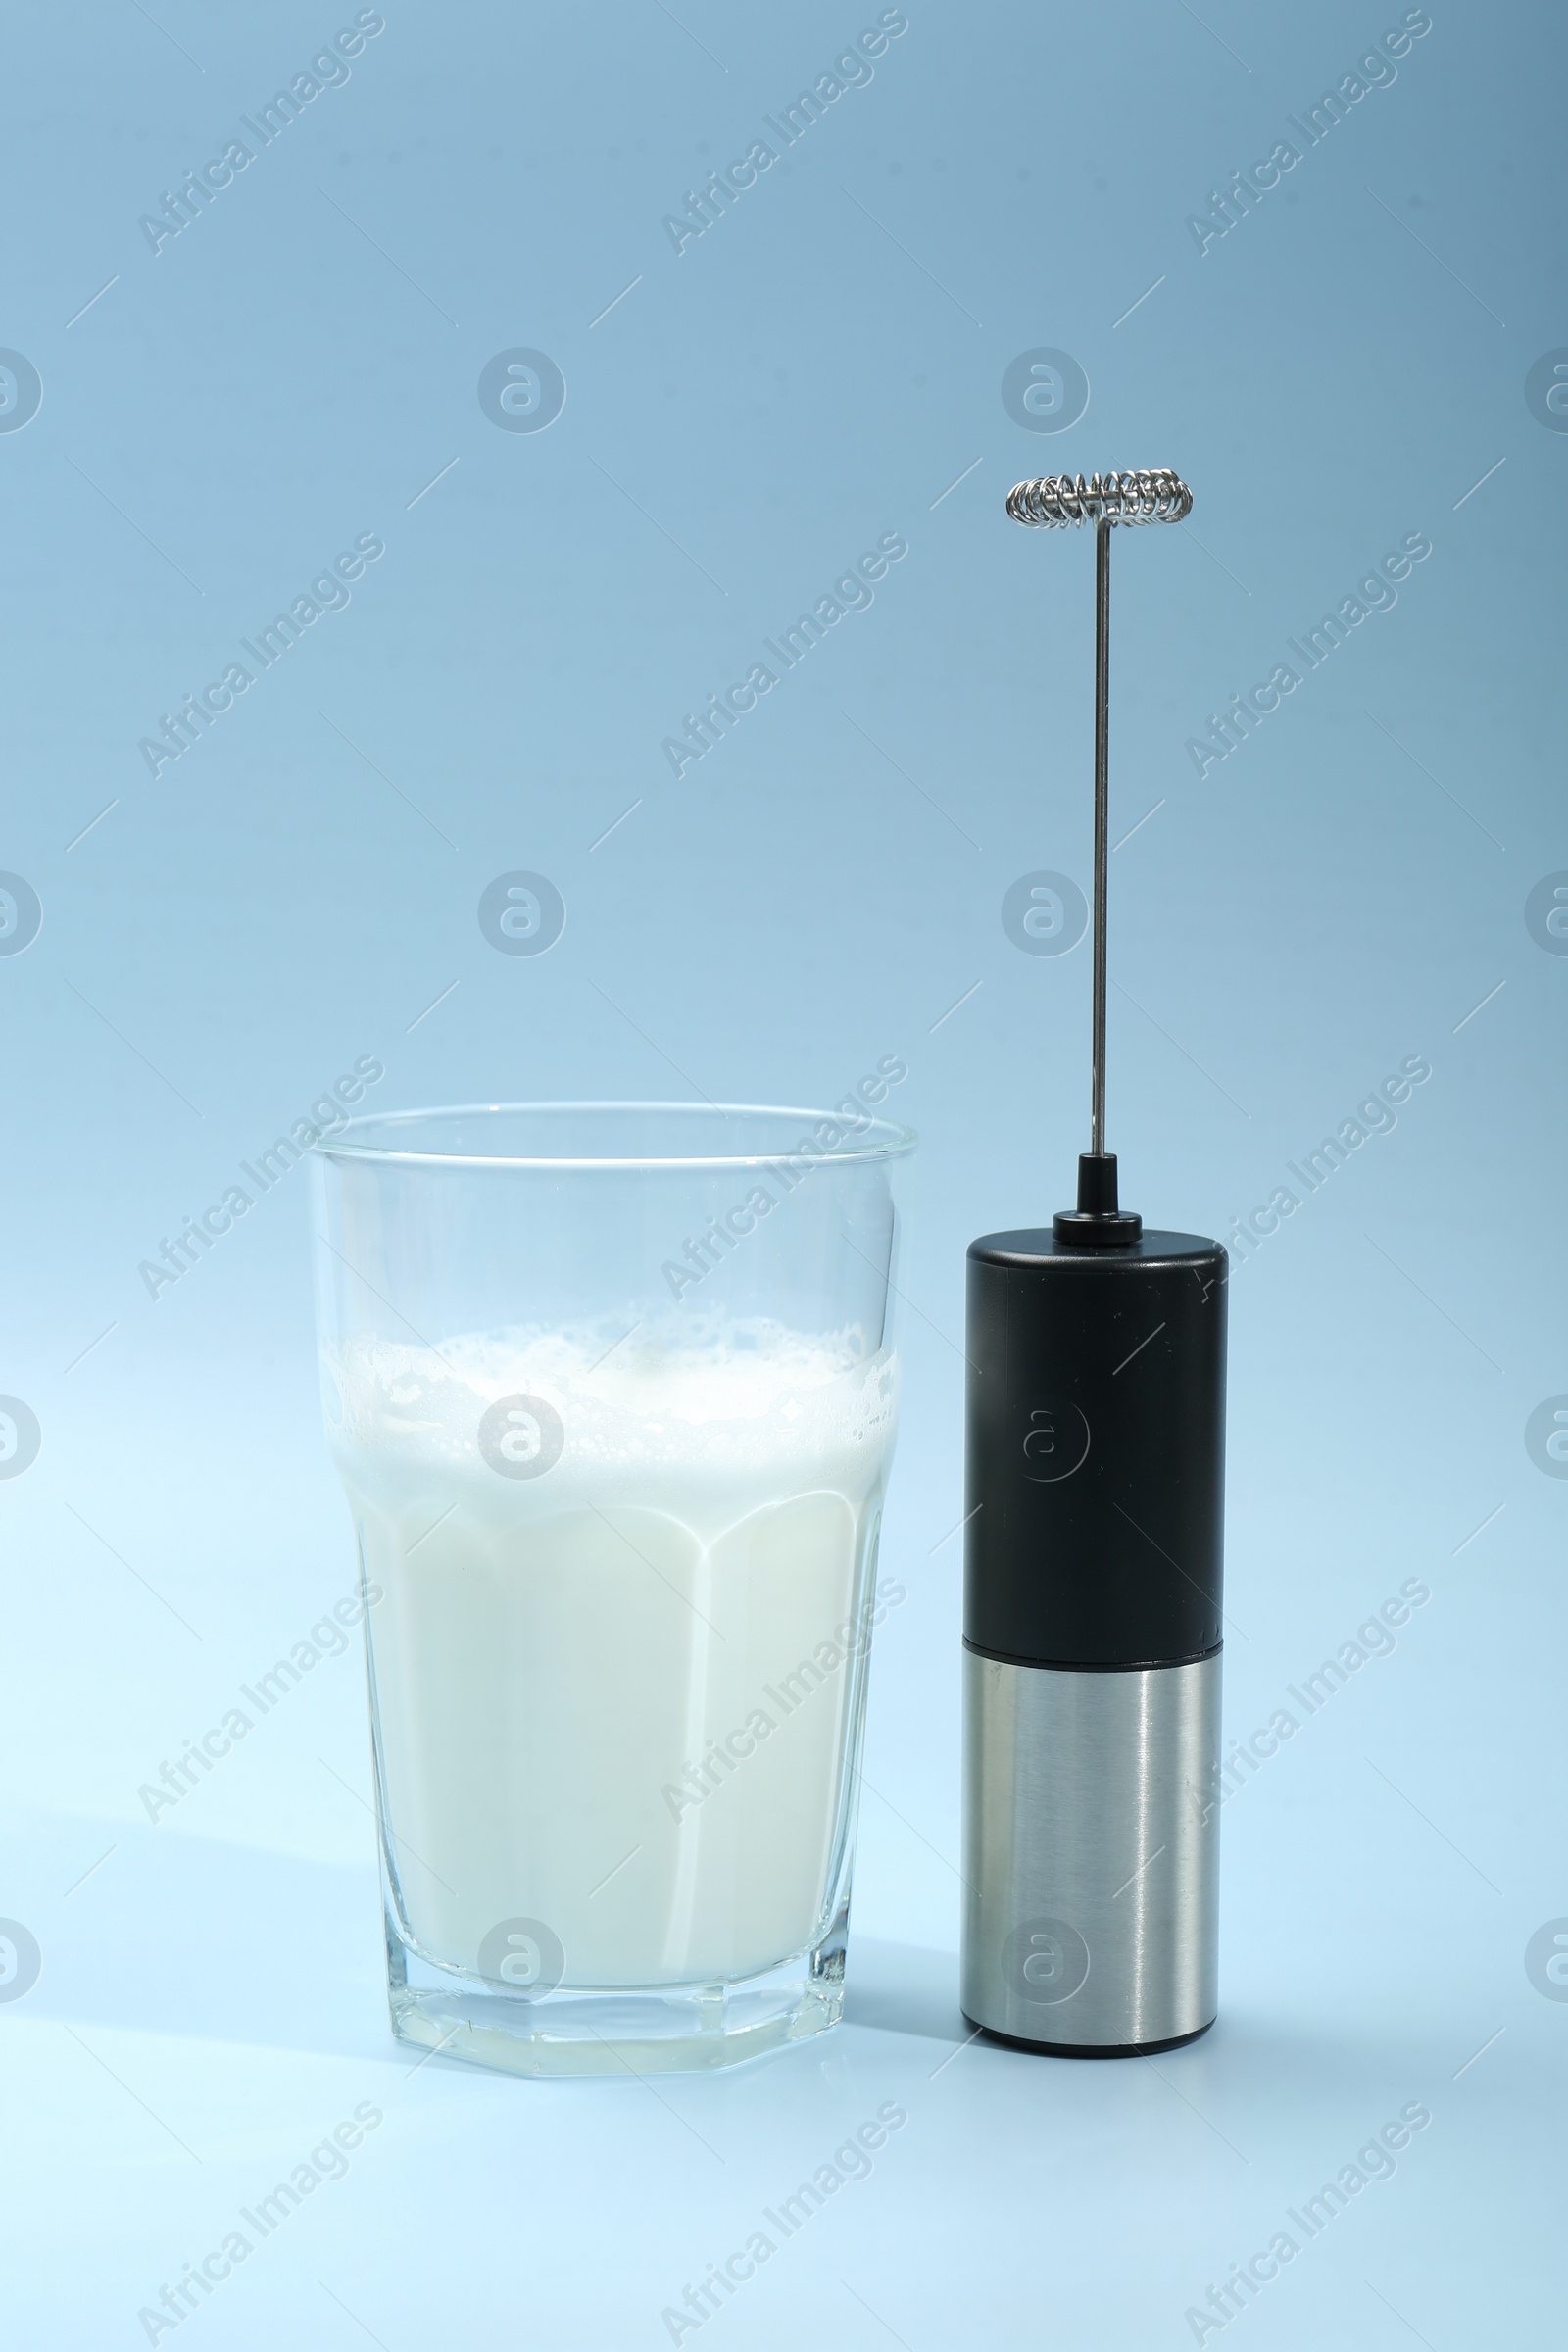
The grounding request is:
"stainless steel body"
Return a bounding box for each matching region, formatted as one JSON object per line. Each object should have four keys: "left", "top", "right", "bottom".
{"left": 960, "top": 1648, "right": 1220, "bottom": 2051}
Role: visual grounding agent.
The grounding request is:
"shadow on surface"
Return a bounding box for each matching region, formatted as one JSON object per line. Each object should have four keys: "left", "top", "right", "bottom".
{"left": 8, "top": 1813, "right": 392, "bottom": 2064}
{"left": 844, "top": 1935, "right": 966, "bottom": 2046}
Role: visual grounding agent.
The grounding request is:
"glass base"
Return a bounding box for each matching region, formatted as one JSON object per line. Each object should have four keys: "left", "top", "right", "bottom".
{"left": 385, "top": 1908, "right": 848, "bottom": 2077}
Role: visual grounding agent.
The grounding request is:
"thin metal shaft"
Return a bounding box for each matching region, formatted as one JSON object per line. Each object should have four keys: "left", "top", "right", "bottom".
{"left": 1091, "top": 518, "right": 1110, "bottom": 1156}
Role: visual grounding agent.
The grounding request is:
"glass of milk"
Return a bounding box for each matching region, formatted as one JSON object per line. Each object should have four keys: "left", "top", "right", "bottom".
{"left": 311, "top": 1098, "right": 914, "bottom": 2075}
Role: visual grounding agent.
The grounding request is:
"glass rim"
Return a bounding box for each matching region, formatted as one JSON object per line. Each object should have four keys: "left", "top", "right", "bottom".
{"left": 312, "top": 1100, "right": 919, "bottom": 1171}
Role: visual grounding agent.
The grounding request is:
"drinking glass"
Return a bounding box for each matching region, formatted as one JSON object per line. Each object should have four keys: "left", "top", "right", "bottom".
{"left": 311, "top": 1099, "right": 915, "bottom": 2075}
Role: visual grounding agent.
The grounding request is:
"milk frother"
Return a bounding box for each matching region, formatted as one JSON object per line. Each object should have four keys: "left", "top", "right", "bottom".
{"left": 960, "top": 470, "right": 1227, "bottom": 2055}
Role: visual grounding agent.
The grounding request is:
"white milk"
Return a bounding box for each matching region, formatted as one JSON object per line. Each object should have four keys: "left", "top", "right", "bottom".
{"left": 327, "top": 1319, "right": 898, "bottom": 1987}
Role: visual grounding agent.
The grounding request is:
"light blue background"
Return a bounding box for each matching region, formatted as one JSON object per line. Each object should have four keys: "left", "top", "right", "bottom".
{"left": 2, "top": 2, "right": 1563, "bottom": 2343}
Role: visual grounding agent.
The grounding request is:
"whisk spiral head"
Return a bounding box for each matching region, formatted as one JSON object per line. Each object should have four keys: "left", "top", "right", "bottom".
{"left": 1006, "top": 469, "right": 1192, "bottom": 528}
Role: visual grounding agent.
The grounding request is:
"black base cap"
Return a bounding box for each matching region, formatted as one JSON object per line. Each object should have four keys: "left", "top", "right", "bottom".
{"left": 962, "top": 2014, "right": 1215, "bottom": 2060}
{"left": 1053, "top": 1151, "right": 1141, "bottom": 1246}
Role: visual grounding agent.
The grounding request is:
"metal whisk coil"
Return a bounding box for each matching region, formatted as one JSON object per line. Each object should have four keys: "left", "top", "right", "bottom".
{"left": 1006, "top": 469, "right": 1192, "bottom": 529}
{"left": 1005, "top": 466, "right": 1193, "bottom": 1165}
